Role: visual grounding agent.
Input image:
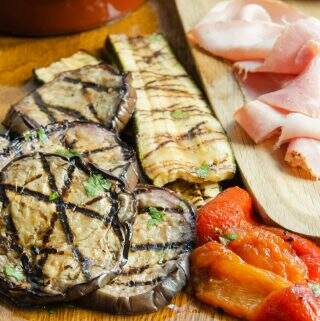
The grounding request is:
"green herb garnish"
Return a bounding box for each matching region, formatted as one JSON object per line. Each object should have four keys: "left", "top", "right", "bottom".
{"left": 83, "top": 174, "right": 111, "bottom": 197}
{"left": 171, "top": 110, "right": 189, "bottom": 119}
{"left": 3, "top": 265, "right": 25, "bottom": 281}
{"left": 219, "top": 233, "right": 238, "bottom": 246}
{"left": 37, "top": 127, "right": 47, "bottom": 142}
{"left": 149, "top": 34, "right": 162, "bottom": 42}
{"left": 310, "top": 283, "right": 320, "bottom": 297}
{"left": 196, "top": 163, "right": 210, "bottom": 178}
{"left": 49, "top": 191, "right": 59, "bottom": 202}
{"left": 147, "top": 207, "right": 165, "bottom": 228}
{"left": 23, "top": 131, "right": 32, "bottom": 141}
{"left": 55, "top": 149, "right": 81, "bottom": 159}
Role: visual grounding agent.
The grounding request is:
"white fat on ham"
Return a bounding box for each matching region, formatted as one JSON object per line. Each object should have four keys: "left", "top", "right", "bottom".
{"left": 285, "top": 138, "right": 320, "bottom": 179}
{"left": 234, "top": 100, "right": 286, "bottom": 143}
{"left": 234, "top": 18, "right": 320, "bottom": 74}
{"left": 260, "top": 54, "right": 320, "bottom": 118}
{"left": 277, "top": 113, "right": 320, "bottom": 147}
{"left": 190, "top": 0, "right": 305, "bottom": 61}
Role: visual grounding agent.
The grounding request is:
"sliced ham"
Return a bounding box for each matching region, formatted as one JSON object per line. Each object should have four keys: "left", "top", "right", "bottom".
{"left": 191, "top": 21, "right": 283, "bottom": 61}
{"left": 234, "top": 18, "right": 320, "bottom": 74}
{"left": 285, "top": 138, "right": 320, "bottom": 179}
{"left": 235, "top": 71, "right": 294, "bottom": 100}
{"left": 190, "top": 0, "right": 305, "bottom": 61}
{"left": 234, "top": 100, "right": 286, "bottom": 143}
{"left": 277, "top": 113, "right": 320, "bottom": 146}
{"left": 260, "top": 54, "right": 320, "bottom": 118}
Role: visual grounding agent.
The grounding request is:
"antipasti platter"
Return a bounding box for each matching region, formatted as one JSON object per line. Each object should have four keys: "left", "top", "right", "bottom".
{"left": 0, "top": 1, "right": 320, "bottom": 321}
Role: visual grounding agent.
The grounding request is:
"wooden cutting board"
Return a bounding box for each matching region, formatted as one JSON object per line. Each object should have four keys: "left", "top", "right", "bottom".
{"left": 175, "top": 0, "right": 320, "bottom": 238}
{"left": 0, "top": 1, "right": 237, "bottom": 321}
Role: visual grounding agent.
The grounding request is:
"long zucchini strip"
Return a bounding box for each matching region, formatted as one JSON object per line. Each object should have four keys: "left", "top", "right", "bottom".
{"left": 108, "top": 34, "right": 235, "bottom": 187}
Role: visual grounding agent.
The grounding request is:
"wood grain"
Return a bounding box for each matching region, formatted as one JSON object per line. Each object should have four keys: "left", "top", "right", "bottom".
{"left": 175, "top": 0, "right": 320, "bottom": 238}
{"left": 0, "top": 1, "right": 237, "bottom": 321}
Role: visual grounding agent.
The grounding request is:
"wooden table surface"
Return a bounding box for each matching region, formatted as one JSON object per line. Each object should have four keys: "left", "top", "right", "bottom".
{"left": 0, "top": 1, "right": 236, "bottom": 321}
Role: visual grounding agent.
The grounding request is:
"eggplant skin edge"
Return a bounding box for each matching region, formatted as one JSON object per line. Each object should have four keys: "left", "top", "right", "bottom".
{"left": 0, "top": 271, "right": 115, "bottom": 307}
{"left": 78, "top": 254, "right": 190, "bottom": 315}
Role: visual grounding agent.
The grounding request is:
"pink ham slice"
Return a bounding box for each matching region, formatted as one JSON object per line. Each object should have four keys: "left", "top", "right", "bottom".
{"left": 190, "top": 0, "right": 305, "bottom": 61}
{"left": 260, "top": 54, "right": 320, "bottom": 118}
{"left": 234, "top": 18, "right": 320, "bottom": 74}
{"left": 191, "top": 21, "right": 283, "bottom": 61}
{"left": 285, "top": 138, "right": 320, "bottom": 179}
{"left": 277, "top": 113, "right": 320, "bottom": 146}
{"left": 234, "top": 100, "right": 286, "bottom": 143}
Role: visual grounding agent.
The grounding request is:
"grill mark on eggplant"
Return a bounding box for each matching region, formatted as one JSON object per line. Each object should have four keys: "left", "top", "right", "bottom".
{"left": 87, "top": 103, "right": 104, "bottom": 124}
{"left": 112, "top": 276, "right": 165, "bottom": 287}
{"left": 33, "top": 92, "right": 56, "bottom": 123}
{"left": 138, "top": 206, "right": 184, "bottom": 215}
{"left": 21, "top": 114, "right": 39, "bottom": 130}
{"left": 130, "top": 240, "right": 194, "bottom": 252}
{"left": 63, "top": 77, "right": 119, "bottom": 93}
{"left": 83, "top": 195, "right": 104, "bottom": 206}
{"left": 24, "top": 174, "right": 42, "bottom": 186}
{"left": 47, "top": 105, "right": 89, "bottom": 122}
{"left": 2, "top": 183, "right": 108, "bottom": 223}
{"left": 61, "top": 163, "right": 75, "bottom": 198}
{"left": 39, "top": 154, "right": 92, "bottom": 281}
{"left": 42, "top": 213, "right": 58, "bottom": 244}
{"left": 82, "top": 145, "right": 119, "bottom": 157}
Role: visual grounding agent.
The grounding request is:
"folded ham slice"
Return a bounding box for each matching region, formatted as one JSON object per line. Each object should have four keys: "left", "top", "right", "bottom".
{"left": 260, "top": 54, "right": 320, "bottom": 118}
{"left": 278, "top": 113, "right": 320, "bottom": 146}
{"left": 235, "top": 101, "right": 286, "bottom": 143}
{"left": 190, "top": 0, "right": 305, "bottom": 61}
{"left": 285, "top": 138, "right": 320, "bottom": 179}
{"left": 235, "top": 18, "right": 320, "bottom": 74}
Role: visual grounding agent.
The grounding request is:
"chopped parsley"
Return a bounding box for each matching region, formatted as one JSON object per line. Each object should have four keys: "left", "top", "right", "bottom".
{"left": 23, "top": 131, "right": 32, "bottom": 141}
{"left": 55, "top": 149, "right": 81, "bottom": 159}
{"left": 196, "top": 163, "right": 210, "bottom": 178}
{"left": 3, "top": 265, "right": 25, "bottom": 282}
{"left": 149, "top": 34, "right": 162, "bottom": 42}
{"left": 147, "top": 207, "right": 165, "bottom": 228}
{"left": 37, "top": 127, "right": 47, "bottom": 142}
{"left": 219, "top": 233, "right": 238, "bottom": 246}
{"left": 310, "top": 283, "right": 320, "bottom": 297}
{"left": 171, "top": 110, "right": 189, "bottom": 119}
{"left": 83, "top": 174, "right": 111, "bottom": 197}
{"left": 49, "top": 191, "right": 59, "bottom": 202}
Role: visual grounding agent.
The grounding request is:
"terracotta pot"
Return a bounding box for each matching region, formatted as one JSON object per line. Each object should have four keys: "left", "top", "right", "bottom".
{"left": 0, "top": 0, "right": 145, "bottom": 36}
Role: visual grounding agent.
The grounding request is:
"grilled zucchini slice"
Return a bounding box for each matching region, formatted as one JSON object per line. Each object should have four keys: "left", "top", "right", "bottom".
{"left": 34, "top": 50, "right": 101, "bottom": 83}
{"left": 107, "top": 34, "right": 236, "bottom": 187}
{"left": 167, "top": 180, "right": 221, "bottom": 208}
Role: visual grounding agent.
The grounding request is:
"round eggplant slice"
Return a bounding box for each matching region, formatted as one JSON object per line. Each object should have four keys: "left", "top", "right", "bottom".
{"left": 0, "top": 152, "right": 136, "bottom": 306}
{"left": 4, "top": 63, "right": 136, "bottom": 134}
{"left": 80, "top": 186, "right": 195, "bottom": 314}
{"left": 0, "top": 121, "right": 139, "bottom": 191}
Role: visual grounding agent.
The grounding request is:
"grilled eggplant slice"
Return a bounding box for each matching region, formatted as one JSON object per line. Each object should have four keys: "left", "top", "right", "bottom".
{"left": 0, "top": 122, "right": 139, "bottom": 191}
{"left": 0, "top": 151, "right": 136, "bottom": 306}
{"left": 4, "top": 64, "right": 136, "bottom": 133}
{"left": 167, "top": 180, "right": 221, "bottom": 208}
{"left": 34, "top": 51, "right": 101, "bottom": 83}
{"left": 80, "top": 186, "right": 195, "bottom": 314}
{"left": 107, "top": 34, "right": 236, "bottom": 186}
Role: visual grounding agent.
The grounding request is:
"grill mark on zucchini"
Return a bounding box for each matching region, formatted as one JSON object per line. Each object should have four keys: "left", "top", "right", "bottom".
{"left": 33, "top": 92, "right": 56, "bottom": 123}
